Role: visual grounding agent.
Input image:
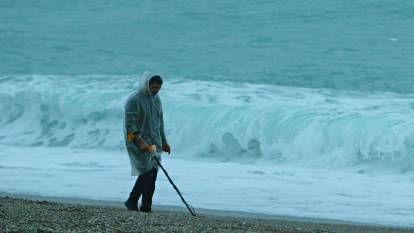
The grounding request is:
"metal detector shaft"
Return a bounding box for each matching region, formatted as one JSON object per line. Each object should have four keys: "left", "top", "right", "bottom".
{"left": 153, "top": 156, "right": 196, "bottom": 216}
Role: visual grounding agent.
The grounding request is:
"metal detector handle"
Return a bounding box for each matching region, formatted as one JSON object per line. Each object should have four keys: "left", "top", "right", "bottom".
{"left": 153, "top": 156, "right": 197, "bottom": 217}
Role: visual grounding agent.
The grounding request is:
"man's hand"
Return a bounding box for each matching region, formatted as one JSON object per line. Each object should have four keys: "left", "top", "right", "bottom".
{"left": 138, "top": 141, "right": 156, "bottom": 153}
{"left": 147, "top": 145, "right": 157, "bottom": 153}
{"left": 131, "top": 135, "right": 155, "bottom": 153}
{"left": 136, "top": 138, "right": 147, "bottom": 151}
{"left": 162, "top": 144, "right": 171, "bottom": 154}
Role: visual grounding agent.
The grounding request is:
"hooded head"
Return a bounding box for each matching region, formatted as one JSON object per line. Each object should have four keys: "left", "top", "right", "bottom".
{"left": 139, "top": 71, "right": 163, "bottom": 96}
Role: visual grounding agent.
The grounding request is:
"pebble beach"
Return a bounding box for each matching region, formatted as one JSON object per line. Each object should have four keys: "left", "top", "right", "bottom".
{"left": 1, "top": 195, "right": 413, "bottom": 233}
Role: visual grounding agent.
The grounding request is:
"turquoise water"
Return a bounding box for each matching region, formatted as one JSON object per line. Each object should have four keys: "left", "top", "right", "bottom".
{"left": 1, "top": 74, "right": 414, "bottom": 172}
{"left": 2, "top": 2, "right": 414, "bottom": 226}
{"left": 1, "top": 1, "right": 414, "bottom": 171}
{"left": 1, "top": 1, "right": 413, "bottom": 93}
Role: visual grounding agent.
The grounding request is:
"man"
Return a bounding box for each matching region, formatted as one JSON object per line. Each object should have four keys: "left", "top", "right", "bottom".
{"left": 124, "top": 71, "right": 171, "bottom": 212}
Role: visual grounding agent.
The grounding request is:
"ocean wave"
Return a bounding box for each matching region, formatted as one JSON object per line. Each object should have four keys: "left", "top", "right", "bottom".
{"left": 1, "top": 75, "right": 414, "bottom": 170}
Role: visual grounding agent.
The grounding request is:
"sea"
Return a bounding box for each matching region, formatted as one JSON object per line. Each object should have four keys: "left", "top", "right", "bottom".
{"left": 1, "top": 0, "right": 414, "bottom": 228}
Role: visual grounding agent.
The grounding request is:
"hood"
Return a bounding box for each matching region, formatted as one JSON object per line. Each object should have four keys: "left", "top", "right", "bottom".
{"left": 139, "top": 71, "right": 159, "bottom": 96}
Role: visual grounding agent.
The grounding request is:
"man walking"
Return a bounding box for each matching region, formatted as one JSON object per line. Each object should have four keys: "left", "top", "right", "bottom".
{"left": 124, "top": 71, "right": 171, "bottom": 212}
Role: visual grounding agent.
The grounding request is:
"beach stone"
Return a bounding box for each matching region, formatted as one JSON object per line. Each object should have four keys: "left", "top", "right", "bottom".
{"left": 36, "top": 227, "right": 54, "bottom": 233}
{"left": 36, "top": 200, "right": 49, "bottom": 205}
{"left": 7, "top": 230, "right": 22, "bottom": 233}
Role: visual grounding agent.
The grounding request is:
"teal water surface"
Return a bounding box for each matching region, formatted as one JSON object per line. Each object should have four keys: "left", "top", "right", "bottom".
{"left": 1, "top": 0, "right": 413, "bottom": 93}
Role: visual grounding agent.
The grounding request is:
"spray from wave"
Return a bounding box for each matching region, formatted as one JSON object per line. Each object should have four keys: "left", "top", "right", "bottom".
{"left": 1, "top": 75, "right": 414, "bottom": 171}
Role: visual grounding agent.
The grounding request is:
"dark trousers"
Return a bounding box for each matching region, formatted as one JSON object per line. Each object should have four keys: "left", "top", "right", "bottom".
{"left": 128, "top": 168, "right": 158, "bottom": 210}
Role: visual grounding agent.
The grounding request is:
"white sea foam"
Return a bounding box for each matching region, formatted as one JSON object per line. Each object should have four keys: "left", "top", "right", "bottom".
{"left": 2, "top": 75, "right": 414, "bottom": 227}
{"left": 0, "top": 75, "right": 414, "bottom": 172}
{"left": 1, "top": 75, "right": 414, "bottom": 172}
{"left": 0, "top": 146, "right": 413, "bottom": 227}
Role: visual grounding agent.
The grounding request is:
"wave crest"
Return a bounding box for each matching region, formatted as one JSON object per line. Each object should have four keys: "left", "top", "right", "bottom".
{"left": 1, "top": 75, "right": 414, "bottom": 171}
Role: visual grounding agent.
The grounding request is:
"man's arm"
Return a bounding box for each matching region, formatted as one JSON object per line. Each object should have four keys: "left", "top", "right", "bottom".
{"left": 160, "top": 103, "right": 171, "bottom": 154}
{"left": 125, "top": 96, "right": 152, "bottom": 152}
{"left": 125, "top": 96, "right": 140, "bottom": 137}
{"left": 160, "top": 111, "right": 167, "bottom": 145}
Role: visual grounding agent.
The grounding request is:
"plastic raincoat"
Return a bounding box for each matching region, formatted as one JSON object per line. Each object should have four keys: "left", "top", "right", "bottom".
{"left": 124, "top": 71, "right": 167, "bottom": 176}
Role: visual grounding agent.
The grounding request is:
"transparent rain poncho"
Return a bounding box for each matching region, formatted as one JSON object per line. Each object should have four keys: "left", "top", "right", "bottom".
{"left": 124, "top": 71, "right": 167, "bottom": 176}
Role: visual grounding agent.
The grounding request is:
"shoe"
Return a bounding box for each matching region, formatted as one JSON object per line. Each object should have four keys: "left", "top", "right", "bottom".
{"left": 139, "top": 206, "right": 152, "bottom": 213}
{"left": 125, "top": 200, "right": 138, "bottom": 211}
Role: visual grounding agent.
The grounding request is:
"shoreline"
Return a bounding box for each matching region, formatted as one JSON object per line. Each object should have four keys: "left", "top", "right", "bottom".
{"left": 1, "top": 191, "right": 413, "bottom": 233}
{"left": 2, "top": 146, "right": 413, "bottom": 228}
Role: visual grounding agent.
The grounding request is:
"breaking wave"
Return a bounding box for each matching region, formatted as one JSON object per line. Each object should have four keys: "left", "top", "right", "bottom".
{"left": 1, "top": 75, "right": 414, "bottom": 171}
